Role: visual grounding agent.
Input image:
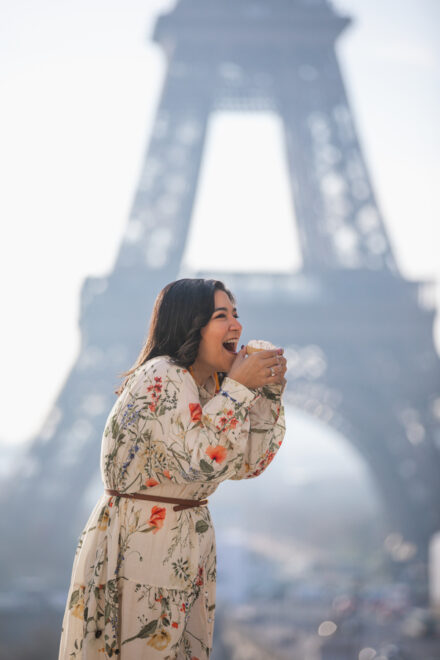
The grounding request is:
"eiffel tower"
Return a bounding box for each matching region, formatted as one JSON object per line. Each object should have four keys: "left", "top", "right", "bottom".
{"left": 2, "top": 0, "right": 439, "bottom": 601}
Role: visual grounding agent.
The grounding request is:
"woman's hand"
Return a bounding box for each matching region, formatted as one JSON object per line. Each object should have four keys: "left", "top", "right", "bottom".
{"left": 227, "top": 347, "right": 287, "bottom": 389}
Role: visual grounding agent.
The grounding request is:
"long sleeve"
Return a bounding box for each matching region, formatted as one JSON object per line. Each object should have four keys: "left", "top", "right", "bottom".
{"left": 105, "top": 356, "right": 286, "bottom": 490}
{"left": 168, "top": 371, "right": 263, "bottom": 482}
{"left": 229, "top": 381, "right": 286, "bottom": 480}
{"left": 126, "top": 357, "right": 263, "bottom": 484}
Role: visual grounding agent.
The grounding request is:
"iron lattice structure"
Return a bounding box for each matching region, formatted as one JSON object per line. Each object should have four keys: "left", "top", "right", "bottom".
{"left": 2, "top": 0, "right": 439, "bottom": 598}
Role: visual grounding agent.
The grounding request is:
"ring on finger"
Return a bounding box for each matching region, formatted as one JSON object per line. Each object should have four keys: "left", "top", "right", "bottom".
{"left": 270, "top": 367, "right": 275, "bottom": 377}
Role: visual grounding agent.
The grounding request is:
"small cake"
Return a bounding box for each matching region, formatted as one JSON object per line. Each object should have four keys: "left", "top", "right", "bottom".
{"left": 246, "top": 339, "right": 277, "bottom": 354}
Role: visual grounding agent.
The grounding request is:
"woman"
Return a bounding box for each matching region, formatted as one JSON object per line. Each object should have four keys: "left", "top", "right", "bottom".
{"left": 58, "top": 278, "right": 287, "bottom": 659}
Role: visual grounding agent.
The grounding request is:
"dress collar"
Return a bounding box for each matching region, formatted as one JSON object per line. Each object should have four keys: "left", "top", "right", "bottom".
{"left": 189, "top": 367, "right": 220, "bottom": 395}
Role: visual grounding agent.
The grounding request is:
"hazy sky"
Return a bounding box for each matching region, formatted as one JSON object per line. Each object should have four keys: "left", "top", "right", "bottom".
{"left": 1, "top": 0, "right": 439, "bottom": 447}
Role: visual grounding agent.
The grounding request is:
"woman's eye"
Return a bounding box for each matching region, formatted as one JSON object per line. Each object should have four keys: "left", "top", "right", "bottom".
{"left": 214, "top": 313, "right": 239, "bottom": 319}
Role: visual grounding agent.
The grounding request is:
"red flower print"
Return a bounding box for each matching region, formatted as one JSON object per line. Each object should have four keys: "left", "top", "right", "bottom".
{"left": 228, "top": 417, "right": 238, "bottom": 429}
{"left": 145, "top": 478, "right": 159, "bottom": 488}
{"left": 219, "top": 416, "right": 227, "bottom": 425}
{"left": 172, "top": 621, "right": 178, "bottom": 628}
{"left": 278, "top": 440, "right": 283, "bottom": 446}
{"left": 149, "top": 403, "right": 156, "bottom": 412}
{"left": 108, "top": 497, "right": 113, "bottom": 507}
{"left": 148, "top": 506, "right": 166, "bottom": 533}
{"left": 266, "top": 451, "right": 275, "bottom": 464}
{"left": 196, "top": 565, "right": 204, "bottom": 586}
{"left": 226, "top": 409, "right": 234, "bottom": 417}
{"left": 180, "top": 603, "right": 186, "bottom": 612}
{"left": 206, "top": 445, "right": 227, "bottom": 463}
{"left": 189, "top": 403, "right": 202, "bottom": 422}
{"left": 154, "top": 376, "right": 162, "bottom": 382}
{"left": 163, "top": 470, "right": 171, "bottom": 479}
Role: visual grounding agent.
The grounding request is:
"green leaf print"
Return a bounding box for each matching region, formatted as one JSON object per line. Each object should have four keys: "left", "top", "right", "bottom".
{"left": 137, "top": 619, "right": 159, "bottom": 638}
{"left": 69, "top": 589, "right": 80, "bottom": 608}
{"left": 215, "top": 465, "right": 228, "bottom": 478}
{"left": 261, "top": 386, "right": 280, "bottom": 401}
{"left": 121, "top": 618, "right": 158, "bottom": 644}
{"left": 199, "top": 459, "right": 214, "bottom": 473}
{"left": 111, "top": 417, "right": 120, "bottom": 437}
{"left": 172, "top": 558, "right": 190, "bottom": 580}
{"left": 195, "top": 520, "right": 209, "bottom": 534}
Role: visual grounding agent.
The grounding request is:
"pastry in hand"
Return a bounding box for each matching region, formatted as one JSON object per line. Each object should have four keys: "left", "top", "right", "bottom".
{"left": 246, "top": 339, "right": 277, "bottom": 355}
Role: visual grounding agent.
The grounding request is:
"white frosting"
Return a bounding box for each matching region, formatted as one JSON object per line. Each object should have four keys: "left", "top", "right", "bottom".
{"left": 247, "top": 339, "right": 277, "bottom": 351}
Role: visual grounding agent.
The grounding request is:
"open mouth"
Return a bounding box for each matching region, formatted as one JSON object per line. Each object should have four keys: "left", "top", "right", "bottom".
{"left": 222, "top": 341, "right": 237, "bottom": 355}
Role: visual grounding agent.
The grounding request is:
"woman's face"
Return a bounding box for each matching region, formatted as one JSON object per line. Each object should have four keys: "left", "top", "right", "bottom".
{"left": 197, "top": 289, "right": 242, "bottom": 373}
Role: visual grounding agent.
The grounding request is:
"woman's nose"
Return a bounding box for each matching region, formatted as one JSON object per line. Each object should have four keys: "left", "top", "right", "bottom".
{"left": 230, "top": 317, "right": 242, "bottom": 330}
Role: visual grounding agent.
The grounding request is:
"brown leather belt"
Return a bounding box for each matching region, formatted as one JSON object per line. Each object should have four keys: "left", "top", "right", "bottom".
{"left": 104, "top": 488, "right": 208, "bottom": 512}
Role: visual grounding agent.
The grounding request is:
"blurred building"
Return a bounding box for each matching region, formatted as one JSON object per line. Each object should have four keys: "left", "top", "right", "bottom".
{"left": 1, "top": 1, "right": 439, "bottom": 658}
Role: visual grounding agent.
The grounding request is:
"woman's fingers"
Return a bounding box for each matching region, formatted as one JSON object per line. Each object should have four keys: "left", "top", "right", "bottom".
{"left": 257, "top": 349, "right": 282, "bottom": 360}
{"left": 266, "top": 363, "right": 284, "bottom": 374}
{"left": 259, "top": 351, "right": 287, "bottom": 384}
{"left": 230, "top": 346, "right": 287, "bottom": 388}
{"left": 261, "top": 357, "right": 286, "bottom": 369}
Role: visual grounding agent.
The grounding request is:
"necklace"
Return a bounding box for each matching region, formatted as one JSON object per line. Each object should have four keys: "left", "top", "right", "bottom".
{"left": 189, "top": 366, "right": 220, "bottom": 393}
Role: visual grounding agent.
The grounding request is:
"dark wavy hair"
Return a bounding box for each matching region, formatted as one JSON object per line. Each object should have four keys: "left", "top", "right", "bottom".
{"left": 114, "top": 278, "right": 235, "bottom": 396}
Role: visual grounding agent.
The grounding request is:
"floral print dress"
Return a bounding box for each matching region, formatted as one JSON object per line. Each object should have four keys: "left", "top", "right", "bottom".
{"left": 58, "top": 355, "right": 286, "bottom": 659}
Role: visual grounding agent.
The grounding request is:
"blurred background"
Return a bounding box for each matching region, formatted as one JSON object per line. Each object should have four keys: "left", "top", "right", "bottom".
{"left": 1, "top": 0, "right": 440, "bottom": 658}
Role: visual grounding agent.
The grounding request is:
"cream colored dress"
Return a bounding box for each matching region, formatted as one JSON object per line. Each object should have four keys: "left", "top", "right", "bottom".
{"left": 58, "top": 355, "right": 286, "bottom": 659}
